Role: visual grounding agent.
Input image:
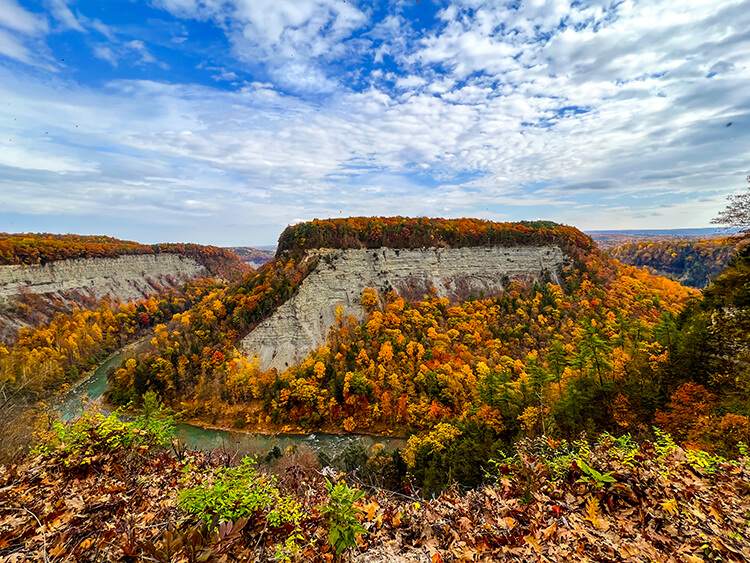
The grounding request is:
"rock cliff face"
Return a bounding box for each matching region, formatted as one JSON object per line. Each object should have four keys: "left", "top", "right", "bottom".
{"left": 0, "top": 254, "right": 207, "bottom": 340}
{"left": 0, "top": 254, "right": 206, "bottom": 301}
{"left": 241, "top": 246, "right": 568, "bottom": 372}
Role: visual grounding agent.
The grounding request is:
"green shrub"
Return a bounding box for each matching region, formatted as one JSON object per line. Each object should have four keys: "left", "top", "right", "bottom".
{"left": 319, "top": 479, "right": 368, "bottom": 559}
{"left": 178, "top": 457, "right": 303, "bottom": 529}
{"left": 33, "top": 396, "right": 174, "bottom": 463}
{"left": 135, "top": 390, "right": 176, "bottom": 447}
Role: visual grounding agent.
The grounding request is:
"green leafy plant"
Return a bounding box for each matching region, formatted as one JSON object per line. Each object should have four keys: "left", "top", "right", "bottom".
{"left": 32, "top": 399, "right": 174, "bottom": 464}
{"left": 598, "top": 432, "right": 640, "bottom": 467}
{"left": 653, "top": 427, "right": 678, "bottom": 458}
{"left": 134, "top": 390, "right": 176, "bottom": 447}
{"left": 576, "top": 458, "right": 617, "bottom": 488}
{"left": 179, "top": 457, "right": 302, "bottom": 529}
{"left": 685, "top": 448, "right": 727, "bottom": 474}
{"left": 319, "top": 478, "right": 368, "bottom": 560}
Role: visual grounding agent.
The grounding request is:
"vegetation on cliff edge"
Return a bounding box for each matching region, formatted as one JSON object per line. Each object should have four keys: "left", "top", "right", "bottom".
{"left": 0, "top": 232, "right": 250, "bottom": 280}
{"left": 1, "top": 409, "right": 749, "bottom": 562}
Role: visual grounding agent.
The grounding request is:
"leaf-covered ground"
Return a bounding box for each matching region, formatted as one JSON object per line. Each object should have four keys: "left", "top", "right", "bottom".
{"left": 1, "top": 420, "right": 749, "bottom": 563}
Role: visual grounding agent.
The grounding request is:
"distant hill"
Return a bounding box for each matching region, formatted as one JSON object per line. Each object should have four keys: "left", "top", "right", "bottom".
{"left": 607, "top": 236, "right": 748, "bottom": 288}
{"left": 589, "top": 228, "right": 726, "bottom": 250}
{"left": 225, "top": 246, "right": 275, "bottom": 267}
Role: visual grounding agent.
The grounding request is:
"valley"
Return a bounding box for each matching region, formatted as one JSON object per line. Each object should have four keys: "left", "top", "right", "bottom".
{"left": 1, "top": 218, "right": 749, "bottom": 562}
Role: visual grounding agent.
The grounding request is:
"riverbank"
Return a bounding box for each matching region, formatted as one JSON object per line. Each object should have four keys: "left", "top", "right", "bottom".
{"left": 55, "top": 332, "right": 153, "bottom": 422}
{"left": 178, "top": 415, "right": 410, "bottom": 441}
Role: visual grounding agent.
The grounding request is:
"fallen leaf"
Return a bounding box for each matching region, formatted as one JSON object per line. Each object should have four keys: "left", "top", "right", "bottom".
{"left": 662, "top": 498, "right": 678, "bottom": 516}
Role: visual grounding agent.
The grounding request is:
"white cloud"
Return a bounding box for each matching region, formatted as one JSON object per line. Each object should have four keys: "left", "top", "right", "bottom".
{"left": 0, "top": 27, "right": 35, "bottom": 63}
{"left": 126, "top": 40, "right": 157, "bottom": 64}
{"left": 46, "top": 0, "right": 84, "bottom": 32}
{"left": 90, "top": 19, "right": 116, "bottom": 41}
{"left": 395, "top": 75, "right": 426, "bottom": 90}
{"left": 0, "top": 0, "right": 49, "bottom": 65}
{"left": 2, "top": 0, "right": 750, "bottom": 241}
{"left": 0, "top": 0, "right": 48, "bottom": 35}
{"left": 93, "top": 39, "right": 160, "bottom": 67}
{"left": 0, "top": 143, "right": 98, "bottom": 173}
{"left": 154, "top": 0, "right": 369, "bottom": 92}
{"left": 213, "top": 70, "right": 238, "bottom": 81}
{"left": 93, "top": 45, "right": 118, "bottom": 66}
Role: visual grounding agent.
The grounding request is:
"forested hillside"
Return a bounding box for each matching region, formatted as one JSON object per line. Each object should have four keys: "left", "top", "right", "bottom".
{"left": 0, "top": 234, "right": 250, "bottom": 343}
{"left": 276, "top": 217, "right": 593, "bottom": 258}
{"left": 666, "top": 242, "right": 750, "bottom": 418}
{"left": 226, "top": 246, "right": 275, "bottom": 266}
{"left": 0, "top": 232, "right": 249, "bottom": 279}
{"left": 0, "top": 279, "right": 230, "bottom": 461}
{"left": 607, "top": 236, "right": 747, "bottom": 288}
{"left": 91, "top": 217, "right": 750, "bottom": 494}
{"left": 3, "top": 217, "right": 750, "bottom": 562}
{"left": 0, "top": 233, "right": 250, "bottom": 461}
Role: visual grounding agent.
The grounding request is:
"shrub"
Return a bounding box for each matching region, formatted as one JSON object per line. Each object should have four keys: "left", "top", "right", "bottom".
{"left": 33, "top": 397, "right": 174, "bottom": 463}
{"left": 178, "top": 457, "right": 303, "bottom": 529}
{"left": 319, "top": 478, "right": 368, "bottom": 560}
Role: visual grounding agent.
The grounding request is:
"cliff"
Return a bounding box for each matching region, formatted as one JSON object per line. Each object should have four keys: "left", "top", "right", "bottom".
{"left": 241, "top": 245, "right": 568, "bottom": 371}
{"left": 0, "top": 253, "right": 206, "bottom": 300}
{"left": 0, "top": 254, "right": 207, "bottom": 341}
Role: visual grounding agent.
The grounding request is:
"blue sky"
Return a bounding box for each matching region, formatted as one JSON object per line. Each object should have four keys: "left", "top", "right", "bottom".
{"left": 1, "top": 0, "right": 749, "bottom": 245}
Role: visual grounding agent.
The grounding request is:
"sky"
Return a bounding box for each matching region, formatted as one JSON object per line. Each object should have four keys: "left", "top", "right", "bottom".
{"left": 0, "top": 0, "right": 749, "bottom": 246}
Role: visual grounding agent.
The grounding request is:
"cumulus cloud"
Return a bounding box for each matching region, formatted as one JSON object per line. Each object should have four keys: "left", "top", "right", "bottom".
{"left": 151, "top": 0, "right": 370, "bottom": 93}
{"left": 1, "top": 0, "right": 750, "bottom": 242}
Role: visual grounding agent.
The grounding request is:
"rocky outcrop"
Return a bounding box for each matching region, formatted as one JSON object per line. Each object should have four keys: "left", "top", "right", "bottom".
{"left": 241, "top": 246, "right": 568, "bottom": 372}
{"left": 0, "top": 254, "right": 207, "bottom": 341}
{"left": 0, "top": 254, "right": 206, "bottom": 301}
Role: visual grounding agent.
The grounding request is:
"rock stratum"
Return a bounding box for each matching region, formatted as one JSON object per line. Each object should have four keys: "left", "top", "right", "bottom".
{"left": 241, "top": 245, "right": 568, "bottom": 371}
{"left": 0, "top": 253, "right": 207, "bottom": 341}
{"left": 0, "top": 253, "right": 206, "bottom": 301}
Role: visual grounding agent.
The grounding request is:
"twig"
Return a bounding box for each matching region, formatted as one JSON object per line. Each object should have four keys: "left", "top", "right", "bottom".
{"left": 253, "top": 521, "right": 268, "bottom": 553}
{"left": 1, "top": 505, "right": 49, "bottom": 563}
{"left": 350, "top": 478, "right": 423, "bottom": 504}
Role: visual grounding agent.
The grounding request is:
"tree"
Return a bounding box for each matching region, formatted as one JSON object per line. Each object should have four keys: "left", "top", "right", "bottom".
{"left": 711, "top": 175, "right": 750, "bottom": 233}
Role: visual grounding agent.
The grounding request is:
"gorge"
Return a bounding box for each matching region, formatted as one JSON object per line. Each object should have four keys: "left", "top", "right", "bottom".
{"left": 241, "top": 245, "right": 568, "bottom": 371}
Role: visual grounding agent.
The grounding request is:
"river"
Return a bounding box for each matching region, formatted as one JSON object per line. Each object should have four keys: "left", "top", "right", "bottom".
{"left": 56, "top": 346, "right": 405, "bottom": 459}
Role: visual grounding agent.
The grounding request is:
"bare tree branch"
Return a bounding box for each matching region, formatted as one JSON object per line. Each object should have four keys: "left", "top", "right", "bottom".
{"left": 711, "top": 175, "right": 750, "bottom": 233}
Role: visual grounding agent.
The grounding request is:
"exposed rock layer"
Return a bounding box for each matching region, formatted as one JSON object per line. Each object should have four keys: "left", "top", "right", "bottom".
{"left": 241, "top": 246, "right": 567, "bottom": 372}
{"left": 0, "top": 254, "right": 207, "bottom": 340}
{"left": 0, "top": 254, "right": 206, "bottom": 301}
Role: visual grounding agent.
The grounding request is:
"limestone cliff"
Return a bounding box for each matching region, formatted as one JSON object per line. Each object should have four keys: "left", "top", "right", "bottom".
{"left": 241, "top": 246, "right": 567, "bottom": 371}
{"left": 0, "top": 254, "right": 206, "bottom": 340}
